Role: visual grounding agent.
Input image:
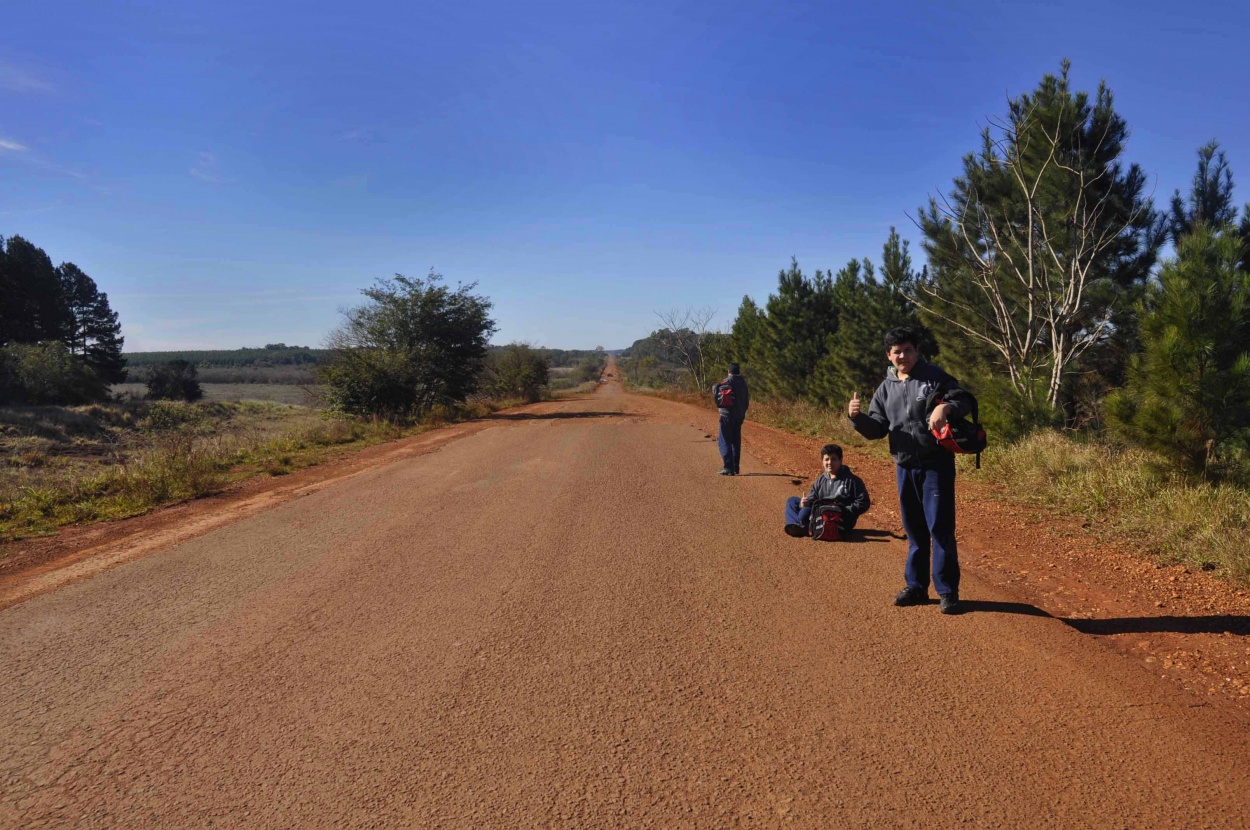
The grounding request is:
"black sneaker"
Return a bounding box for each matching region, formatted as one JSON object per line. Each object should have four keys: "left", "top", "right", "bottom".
{"left": 893, "top": 587, "right": 928, "bottom": 607}
{"left": 784, "top": 523, "right": 807, "bottom": 538}
{"left": 939, "top": 593, "right": 962, "bottom": 615}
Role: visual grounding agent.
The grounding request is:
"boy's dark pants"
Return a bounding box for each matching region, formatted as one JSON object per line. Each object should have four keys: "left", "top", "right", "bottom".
{"left": 896, "top": 454, "right": 959, "bottom": 596}
{"left": 785, "top": 496, "right": 811, "bottom": 526}
{"left": 718, "top": 415, "right": 743, "bottom": 473}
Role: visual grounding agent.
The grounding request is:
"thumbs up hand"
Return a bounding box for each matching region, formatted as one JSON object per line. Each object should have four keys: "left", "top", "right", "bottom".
{"left": 848, "top": 391, "right": 861, "bottom": 418}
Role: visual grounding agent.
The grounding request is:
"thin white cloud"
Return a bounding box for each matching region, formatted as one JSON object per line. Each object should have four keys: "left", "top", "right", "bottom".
{"left": 339, "top": 127, "right": 383, "bottom": 145}
{"left": 0, "top": 204, "right": 56, "bottom": 218}
{"left": 0, "top": 137, "right": 27, "bottom": 152}
{"left": 189, "top": 151, "right": 232, "bottom": 184}
{"left": 0, "top": 62, "right": 54, "bottom": 95}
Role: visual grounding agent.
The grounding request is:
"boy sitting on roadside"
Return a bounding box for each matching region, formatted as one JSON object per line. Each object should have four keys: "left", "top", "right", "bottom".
{"left": 784, "top": 443, "right": 871, "bottom": 538}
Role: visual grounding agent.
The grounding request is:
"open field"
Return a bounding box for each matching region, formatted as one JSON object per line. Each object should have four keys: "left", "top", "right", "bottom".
{"left": 0, "top": 400, "right": 394, "bottom": 543}
{"left": 113, "top": 383, "right": 318, "bottom": 406}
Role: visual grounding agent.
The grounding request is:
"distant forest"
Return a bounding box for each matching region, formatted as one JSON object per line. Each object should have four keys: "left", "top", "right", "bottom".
{"left": 126, "top": 344, "right": 601, "bottom": 370}
{"left": 125, "top": 345, "right": 329, "bottom": 368}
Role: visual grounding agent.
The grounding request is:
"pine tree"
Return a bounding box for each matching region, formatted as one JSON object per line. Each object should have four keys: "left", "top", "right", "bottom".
{"left": 1169, "top": 141, "right": 1239, "bottom": 244}
{"left": 0, "top": 235, "right": 66, "bottom": 344}
{"left": 807, "top": 258, "right": 872, "bottom": 405}
{"left": 57, "top": 262, "right": 127, "bottom": 383}
{"left": 750, "top": 259, "right": 838, "bottom": 400}
{"left": 729, "top": 295, "right": 765, "bottom": 374}
{"left": 1104, "top": 224, "right": 1250, "bottom": 473}
{"left": 915, "top": 62, "right": 1161, "bottom": 419}
{"left": 810, "top": 229, "right": 937, "bottom": 404}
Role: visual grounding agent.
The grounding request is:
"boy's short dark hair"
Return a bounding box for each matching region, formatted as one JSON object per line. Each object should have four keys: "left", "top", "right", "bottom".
{"left": 883, "top": 327, "right": 919, "bottom": 350}
{"left": 820, "top": 443, "right": 843, "bottom": 461}
{"left": 727, "top": 362, "right": 741, "bottom": 375}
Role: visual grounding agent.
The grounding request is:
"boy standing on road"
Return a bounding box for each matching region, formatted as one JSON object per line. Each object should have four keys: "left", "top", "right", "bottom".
{"left": 848, "top": 328, "right": 973, "bottom": 614}
{"left": 784, "top": 443, "right": 871, "bottom": 537}
{"left": 714, "top": 363, "right": 750, "bottom": 475}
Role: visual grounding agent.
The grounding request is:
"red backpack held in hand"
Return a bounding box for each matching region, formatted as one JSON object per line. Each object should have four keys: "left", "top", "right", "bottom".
{"left": 714, "top": 377, "right": 735, "bottom": 408}
{"left": 925, "top": 384, "right": 988, "bottom": 468}
{"left": 808, "top": 501, "right": 844, "bottom": 542}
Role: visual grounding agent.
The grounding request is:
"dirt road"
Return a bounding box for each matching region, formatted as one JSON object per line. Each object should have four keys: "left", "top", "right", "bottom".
{"left": 4, "top": 380, "right": 1250, "bottom": 828}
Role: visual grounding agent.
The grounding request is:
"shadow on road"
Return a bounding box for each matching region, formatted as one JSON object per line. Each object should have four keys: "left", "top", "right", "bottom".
{"left": 1062, "top": 615, "right": 1250, "bottom": 636}
{"left": 956, "top": 600, "right": 1053, "bottom": 617}
{"left": 942, "top": 602, "right": 1250, "bottom": 634}
{"left": 487, "top": 411, "right": 624, "bottom": 421}
{"left": 844, "top": 529, "right": 906, "bottom": 544}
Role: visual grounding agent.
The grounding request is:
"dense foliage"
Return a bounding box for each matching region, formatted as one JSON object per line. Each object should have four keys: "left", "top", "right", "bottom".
{"left": 145, "top": 359, "right": 205, "bottom": 402}
{"left": 319, "top": 272, "right": 496, "bottom": 419}
{"left": 125, "top": 345, "right": 328, "bottom": 368}
{"left": 482, "top": 343, "right": 551, "bottom": 402}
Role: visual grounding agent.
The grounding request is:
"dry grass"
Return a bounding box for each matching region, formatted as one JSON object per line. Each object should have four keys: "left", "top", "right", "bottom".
{"left": 112, "top": 383, "right": 319, "bottom": 406}
{"left": 0, "top": 397, "right": 512, "bottom": 543}
{"left": 971, "top": 430, "right": 1250, "bottom": 581}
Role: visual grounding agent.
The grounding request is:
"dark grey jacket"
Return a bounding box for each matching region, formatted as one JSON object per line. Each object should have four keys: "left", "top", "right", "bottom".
{"left": 805, "top": 465, "right": 871, "bottom": 527}
{"left": 714, "top": 373, "right": 750, "bottom": 421}
{"left": 849, "top": 360, "right": 972, "bottom": 468}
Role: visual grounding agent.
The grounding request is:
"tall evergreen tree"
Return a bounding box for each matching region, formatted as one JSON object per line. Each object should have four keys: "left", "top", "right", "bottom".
{"left": 750, "top": 258, "right": 839, "bottom": 400}
{"left": 0, "top": 235, "right": 66, "bottom": 344}
{"left": 1169, "top": 141, "right": 1239, "bottom": 244}
{"left": 915, "top": 62, "right": 1162, "bottom": 419}
{"left": 807, "top": 258, "right": 872, "bottom": 405}
{"left": 729, "top": 295, "right": 765, "bottom": 373}
{"left": 58, "top": 263, "right": 127, "bottom": 383}
{"left": 811, "top": 229, "right": 937, "bottom": 404}
{"left": 1104, "top": 224, "right": 1250, "bottom": 473}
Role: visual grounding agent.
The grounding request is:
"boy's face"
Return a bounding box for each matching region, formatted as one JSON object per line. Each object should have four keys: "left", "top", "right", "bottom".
{"left": 886, "top": 341, "right": 918, "bottom": 375}
{"left": 822, "top": 453, "right": 842, "bottom": 477}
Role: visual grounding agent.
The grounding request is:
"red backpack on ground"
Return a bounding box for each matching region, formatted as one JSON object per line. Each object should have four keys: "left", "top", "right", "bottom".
{"left": 808, "top": 501, "right": 844, "bottom": 542}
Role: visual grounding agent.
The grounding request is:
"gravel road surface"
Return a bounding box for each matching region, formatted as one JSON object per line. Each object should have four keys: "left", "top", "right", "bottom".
{"left": 3, "top": 380, "right": 1249, "bottom": 828}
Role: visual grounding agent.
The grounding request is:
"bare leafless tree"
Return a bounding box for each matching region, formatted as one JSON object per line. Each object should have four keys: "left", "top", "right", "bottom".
{"left": 655, "top": 306, "right": 719, "bottom": 392}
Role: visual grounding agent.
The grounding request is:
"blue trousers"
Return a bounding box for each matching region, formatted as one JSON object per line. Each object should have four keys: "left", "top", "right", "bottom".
{"left": 718, "top": 415, "right": 743, "bottom": 473}
{"left": 785, "top": 496, "right": 811, "bottom": 526}
{"left": 897, "top": 455, "right": 960, "bottom": 596}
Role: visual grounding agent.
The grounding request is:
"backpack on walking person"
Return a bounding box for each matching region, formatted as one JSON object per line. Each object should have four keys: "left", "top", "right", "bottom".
{"left": 713, "top": 376, "right": 736, "bottom": 409}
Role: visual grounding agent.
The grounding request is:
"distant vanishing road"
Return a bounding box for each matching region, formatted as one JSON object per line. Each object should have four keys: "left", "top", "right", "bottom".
{"left": 4, "top": 377, "right": 1250, "bottom": 828}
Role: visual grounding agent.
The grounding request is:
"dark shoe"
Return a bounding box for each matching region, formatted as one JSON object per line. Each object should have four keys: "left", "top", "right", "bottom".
{"left": 784, "top": 523, "right": 807, "bottom": 538}
{"left": 893, "top": 587, "right": 929, "bottom": 607}
{"left": 717, "top": 468, "right": 733, "bottom": 476}
{"left": 939, "top": 593, "right": 962, "bottom": 615}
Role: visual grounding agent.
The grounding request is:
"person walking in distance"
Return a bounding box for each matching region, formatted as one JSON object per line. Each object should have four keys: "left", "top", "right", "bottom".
{"left": 848, "top": 327, "right": 973, "bottom": 614}
{"left": 713, "top": 363, "right": 750, "bottom": 475}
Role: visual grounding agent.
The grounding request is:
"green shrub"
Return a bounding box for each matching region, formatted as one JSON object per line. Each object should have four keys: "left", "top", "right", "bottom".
{"left": 146, "top": 360, "right": 204, "bottom": 402}
{"left": 0, "top": 342, "right": 108, "bottom": 405}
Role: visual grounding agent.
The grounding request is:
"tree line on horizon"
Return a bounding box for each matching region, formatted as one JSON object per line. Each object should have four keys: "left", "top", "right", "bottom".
{"left": 627, "top": 63, "right": 1250, "bottom": 479}
{"left": 0, "top": 234, "right": 127, "bottom": 405}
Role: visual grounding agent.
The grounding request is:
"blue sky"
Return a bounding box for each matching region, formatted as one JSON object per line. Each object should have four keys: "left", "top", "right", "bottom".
{"left": 3, "top": 0, "right": 1248, "bottom": 351}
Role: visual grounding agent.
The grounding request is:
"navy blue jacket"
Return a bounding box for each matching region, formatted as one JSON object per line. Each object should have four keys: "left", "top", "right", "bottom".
{"left": 804, "top": 465, "right": 871, "bottom": 525}
{"left": 714, "top": 373, "right": 750, "bottom": 421}
{"left": 850, "top": 360, "right": 972, "bottom": 467}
